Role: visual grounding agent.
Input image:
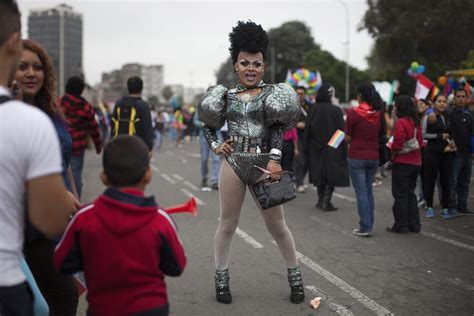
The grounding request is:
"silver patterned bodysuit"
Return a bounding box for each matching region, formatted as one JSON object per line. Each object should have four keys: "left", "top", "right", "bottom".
{"left": 198, "top": 82, "right": 300, "bottom": 184}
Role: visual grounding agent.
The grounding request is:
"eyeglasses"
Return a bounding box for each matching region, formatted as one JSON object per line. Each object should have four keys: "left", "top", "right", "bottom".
{"left": 239, "top": 59, "right": 263, "bottom": 70}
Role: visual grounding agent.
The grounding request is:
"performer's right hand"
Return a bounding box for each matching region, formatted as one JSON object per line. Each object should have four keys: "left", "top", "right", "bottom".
{"left": 215, "top": 139, "right": 234, "bottom": 156}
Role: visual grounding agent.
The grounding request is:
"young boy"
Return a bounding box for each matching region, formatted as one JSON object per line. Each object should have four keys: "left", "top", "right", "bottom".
{"left": 54, "top": 135, "right": 186, "bottom": 315}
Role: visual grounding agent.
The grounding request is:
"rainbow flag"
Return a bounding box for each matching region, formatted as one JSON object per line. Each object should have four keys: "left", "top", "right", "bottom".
{"left": 327, "top": 130, "right": 345, "bottom": 149}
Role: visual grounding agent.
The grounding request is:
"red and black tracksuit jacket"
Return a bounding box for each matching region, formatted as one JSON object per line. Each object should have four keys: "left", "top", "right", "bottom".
{"left": 61, "top": 93, "right": 102, "bottom": 156}
{"left": 54, "top": 188, "right": 187, "bottom": 316}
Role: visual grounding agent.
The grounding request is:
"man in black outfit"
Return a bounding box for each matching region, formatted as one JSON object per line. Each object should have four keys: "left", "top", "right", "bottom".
{"left": 111, "top": 77, "right": 154, "bottom": 151}
{"left": 448, "top": 88, "right": 474, "bottom": 215}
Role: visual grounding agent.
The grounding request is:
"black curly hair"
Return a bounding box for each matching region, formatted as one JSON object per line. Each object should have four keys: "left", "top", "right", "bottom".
{"left": 229, "top": 21, "right": 268, "bottom": 64}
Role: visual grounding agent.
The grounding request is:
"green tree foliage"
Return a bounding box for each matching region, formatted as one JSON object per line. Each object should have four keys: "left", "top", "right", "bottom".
{"left": 161, "top": 86, "right": 174, "bottom": 102}
{"left": 303, "top": 49, "right": 370, "bottom": 100}
{"left": 148, "top": 95, "right": 159, "bottom": 106}
{"left": 264, "top": 21, "right": 318, "bottom": 83}
{"left": 361, "top": 0, "right": 474, "bottom": 92}
{"left": 216, "top": 58, "right": 238, "bottom": 88}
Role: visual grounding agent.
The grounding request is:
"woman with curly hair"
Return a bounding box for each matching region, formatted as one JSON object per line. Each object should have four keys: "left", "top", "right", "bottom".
{"left": 198, "top": 21, "right": 304, "bottom": 305}
{"left": 15, "top": 39, "right": 79, "bottom": 315}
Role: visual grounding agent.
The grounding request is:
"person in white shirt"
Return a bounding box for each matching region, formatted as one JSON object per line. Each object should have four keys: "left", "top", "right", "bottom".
{"left": 0, "top": 1, "right": 77, "bottom": 314}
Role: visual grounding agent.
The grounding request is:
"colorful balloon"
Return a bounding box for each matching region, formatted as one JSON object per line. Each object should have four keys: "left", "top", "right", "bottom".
{"left": 438, "top": 76, "right": 447, "bottom": 86}
{"left": 410, "top": 61, "right": 419, "bottom": 71}
{"left": 417, "top": 65, "right": 425, "bottom": 74}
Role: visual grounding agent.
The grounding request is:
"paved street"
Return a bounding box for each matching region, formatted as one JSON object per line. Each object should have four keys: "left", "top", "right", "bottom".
{"left": 77, "top": 139, "right": 474, "bottom": 315}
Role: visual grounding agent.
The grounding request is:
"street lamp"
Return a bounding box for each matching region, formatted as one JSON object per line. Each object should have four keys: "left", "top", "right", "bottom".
{"left": 337, "top": 0, "right": 350, "bottom": 102}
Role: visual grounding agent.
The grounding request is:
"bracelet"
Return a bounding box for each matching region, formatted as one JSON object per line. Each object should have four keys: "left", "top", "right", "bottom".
{"left": 269, "top": 148, "right": 282, "bottom": 162}
{"left": 211, "top": 141, "right": 221, "bottom": 152}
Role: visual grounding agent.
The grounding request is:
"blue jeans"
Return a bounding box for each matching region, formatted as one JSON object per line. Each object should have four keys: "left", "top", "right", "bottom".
{"left": 199, "top": 131, "right": 221, "bottom": 185}
{"left": 348, "top": 158, "right": 379, "bottom": 232}
{"left": 70, "top": 151, "right": 85, "bottom": 198}
{"left": 449, "top": 155, "right": 472, "bottom": 211}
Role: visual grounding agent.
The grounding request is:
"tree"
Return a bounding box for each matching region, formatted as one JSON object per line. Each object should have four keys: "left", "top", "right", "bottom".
{"left": 216, "top": 58, "right": 238, "bottom": 88}
{"left": 361, "top": 0, "right": 474, "bottom": 93}
{"left": 148, "top": 95, "right": 159, "bottom": 106}
{"left": 161, "top": 86, "right": 174, "bottom": 103}
{"left": 303, "top": 49, "right": 370, "bottom": 101}
{"left": 264, "top": 21, "right": 319, "bottom": 83}
{"left": 461, "top": 51, "right": 474, "bottom": 69}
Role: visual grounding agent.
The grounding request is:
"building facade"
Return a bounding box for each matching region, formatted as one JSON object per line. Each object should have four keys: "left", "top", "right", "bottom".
{"left": 28, "top": 4, "right": 83, "bottom": 95}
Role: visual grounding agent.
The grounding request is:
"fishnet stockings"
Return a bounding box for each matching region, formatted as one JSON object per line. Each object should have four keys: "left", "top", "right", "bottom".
{"left": 214, "top": 160, "right": 298, "bottom": 270}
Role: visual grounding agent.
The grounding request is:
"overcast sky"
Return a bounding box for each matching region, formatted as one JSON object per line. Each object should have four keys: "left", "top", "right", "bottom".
{"left": 18, "top": 0, "right": 373, "bottom": 88}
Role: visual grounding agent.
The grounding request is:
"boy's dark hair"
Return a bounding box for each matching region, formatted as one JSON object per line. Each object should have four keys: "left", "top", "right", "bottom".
{"left": 103, "top": 136, "right": 150, "bottom": 187}
{"left": 0, "top": 0, "right": 21, "bottom": 46}
{"left": 65, "top": 76, "right": 85, "bottom": 96}
{"left": 127, "top": 76, "right": 143, "bottom": 94}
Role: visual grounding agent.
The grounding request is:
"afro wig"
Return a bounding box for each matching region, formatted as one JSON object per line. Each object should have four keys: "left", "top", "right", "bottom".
{"left": 229, "top": 21, "right": 268, "bottom": 64}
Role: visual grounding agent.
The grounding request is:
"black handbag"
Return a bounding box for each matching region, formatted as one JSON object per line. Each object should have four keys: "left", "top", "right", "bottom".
{"left": 252, "top": 173, "right": 296, "bottom": 210}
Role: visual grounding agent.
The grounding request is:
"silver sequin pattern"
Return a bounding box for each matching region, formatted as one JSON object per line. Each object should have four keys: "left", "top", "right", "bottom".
{"left": 198, "top": 83, "right": 300, "bottom": 184}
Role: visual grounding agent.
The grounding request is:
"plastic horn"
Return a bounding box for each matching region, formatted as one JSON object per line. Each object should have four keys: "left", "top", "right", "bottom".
{"left": 164, "top": 197, "right": 198, "bottom": 216}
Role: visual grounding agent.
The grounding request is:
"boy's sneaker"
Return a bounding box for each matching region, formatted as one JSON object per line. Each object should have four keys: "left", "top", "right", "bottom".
{"left": 352, "top": 229, "right": 371, "bottom": 237}
{"left": 448, "top": 208, "right": 459, "bottom": 217}
{"left": 440, "top": 209, "right": 451, "bottom": 219}
{"left": 425, "top": 208, "right": 435, "bottom": 218}
{"left": 297, "top": 186, "right": 306, "bottom": 193}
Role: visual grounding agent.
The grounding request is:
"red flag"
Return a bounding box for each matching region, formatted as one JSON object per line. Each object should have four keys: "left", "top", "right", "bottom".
{"left": 415, "top": 75, "right": 434, "bottom": 100}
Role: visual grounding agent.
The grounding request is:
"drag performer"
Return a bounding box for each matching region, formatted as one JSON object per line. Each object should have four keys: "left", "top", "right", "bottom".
{"left": 198, "top": 21, "right": 304, "bottom": 304}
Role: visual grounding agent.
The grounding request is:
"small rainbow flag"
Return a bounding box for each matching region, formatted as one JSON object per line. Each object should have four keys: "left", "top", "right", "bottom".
{"left": 327, "top": 130, "right": 345, "bottom": 149}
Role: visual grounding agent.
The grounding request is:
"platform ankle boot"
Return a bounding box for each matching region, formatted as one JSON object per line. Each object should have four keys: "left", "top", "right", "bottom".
{"left": 316, "top": 184, "right": 325, "bottom": 209}
{"left": 288, "top": 266, "right": 305, "bottom": 304}
{"left": 215, "top": 269, "right": 232, "bottom": 304}
{"left": 321, "top": 186, "right": 338, "bottom": 211}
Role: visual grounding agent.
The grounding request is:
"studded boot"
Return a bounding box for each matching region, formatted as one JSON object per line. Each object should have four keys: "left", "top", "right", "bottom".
{"left": 288, "top": 266, "right": 305, "bottom": 304}
{"left": 215, "top": 269, "right": 232, "bottom": 304}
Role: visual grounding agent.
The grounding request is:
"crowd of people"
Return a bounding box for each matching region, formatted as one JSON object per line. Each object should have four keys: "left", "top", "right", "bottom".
{"left": 1, "top": 1, "right": 473, "bottom": 315}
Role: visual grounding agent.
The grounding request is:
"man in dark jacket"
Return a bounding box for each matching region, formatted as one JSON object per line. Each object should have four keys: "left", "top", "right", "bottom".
{"left": 111, "top": 76, "right": 154, "bottom": 151}
{"left": 304, "top": 84, "right": 349, "bottom": 211}
{"left": 448, "top": 88, "right": 474, "bottom": 215}
{"left": 61, "top": 76, "right": 103, "bottom": 198}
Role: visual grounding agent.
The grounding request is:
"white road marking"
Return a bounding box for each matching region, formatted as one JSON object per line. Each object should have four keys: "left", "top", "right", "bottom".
{"left": 151, "top": 165, "right": 160, "bottom": 172}
{"left": 271, "top": 241, "right": 392, "bottom": 315}
{"left": 180, "top": 189, "right": 206, "bottom": 206}
{"left": 183, "top": 181, "right": 199, "bottom": 191}
{"left": 422, "top": 222, "right": 474, "bottom": 242}
{"left": 333, "top": 193, "right": 357, "bottom": 203}
{"left": 235, "top": 228, "right": 264, "bottom": 249}
{"left": 305, "top": 285, "right": 355, "bottom": 316}
{"left": 421, "top": 231, "right": 474, "bottom": 252}
{"left": 309, "top": 216, "right": 375, "bottom": 244}
{"left": 160, "top": 173, "right": 176, "bottom": 184}
{"left": 172, "top": 174, "right": 184, "bottom": 181}
{"left": 185, "top": 153, "right": 201, "bottom": 159}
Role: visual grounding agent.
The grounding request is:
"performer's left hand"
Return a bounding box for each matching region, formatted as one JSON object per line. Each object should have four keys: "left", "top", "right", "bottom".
{"left": 267, "top": 160, "right": 282, "bottom": 181}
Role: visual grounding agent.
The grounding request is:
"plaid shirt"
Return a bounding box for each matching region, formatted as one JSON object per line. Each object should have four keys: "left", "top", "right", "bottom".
{"left": 61, "top": 93, "right": 102, "bottom": 156}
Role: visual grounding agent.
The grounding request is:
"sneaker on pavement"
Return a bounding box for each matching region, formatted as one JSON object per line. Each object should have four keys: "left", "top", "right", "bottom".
{"left": 352, "top": 229, "right": 371, "bottom": 237}
{"left": 425, "top": 208, "right": 435, "bottom": 218}
{"left": 297, "top": 185, "right": 306, "bottom": 193}
{"left": 448, "top": 208, "right": 459, "bottom": 217}
{"left": 440, "top": 209, "right": 451, "bottom": 219}
{"left": 211, "top": 183, "right": 219, "bottom": 190}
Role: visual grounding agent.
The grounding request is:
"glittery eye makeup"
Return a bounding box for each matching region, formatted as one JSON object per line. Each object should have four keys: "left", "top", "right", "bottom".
{"left": 239, "top": 59, "right": 263, "bottom": 69}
